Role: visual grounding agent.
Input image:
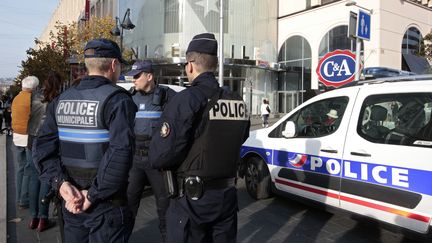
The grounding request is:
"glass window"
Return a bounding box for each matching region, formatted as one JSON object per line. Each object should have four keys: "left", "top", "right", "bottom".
{"left": 358, "top": 93, "right": 432, "bottom": 147}
{"left": 402, "top": 27, "right": 422, "bottom": 55}
{"left": 278, "top": 35, "right": 312, "bottom": 107}
{"left": 269, "top": 96, "right": 349, "bottom": 138}
{"left": 318, "top": 25, "right": 359, "bottom": 58}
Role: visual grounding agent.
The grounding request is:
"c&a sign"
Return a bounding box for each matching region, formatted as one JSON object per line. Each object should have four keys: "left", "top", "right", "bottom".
{"left": 316, "top": 50, "right": 358, "bottom": 88}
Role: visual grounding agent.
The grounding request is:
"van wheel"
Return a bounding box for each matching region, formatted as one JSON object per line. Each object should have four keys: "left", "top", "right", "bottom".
{"left": 245, "top": 157, "right": 271, "bottom": 199}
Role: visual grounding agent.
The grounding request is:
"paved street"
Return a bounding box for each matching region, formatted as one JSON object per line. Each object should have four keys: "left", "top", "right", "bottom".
{"left": 4, "top": 116, "right": 430, "bottom": 242}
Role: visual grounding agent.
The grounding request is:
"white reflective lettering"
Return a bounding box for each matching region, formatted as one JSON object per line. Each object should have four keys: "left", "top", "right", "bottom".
{"left": 360, "top": 163, "right": 368, "bottom": 180}
{"left": 326, "top": 159, "right": 341, "bottom": 175}
{"left": 69, "top": 102, "right": 76, "bottom": 115}
{"left": 57, "top": 102, "right": 65, "bottom": 113}
{"left": 79, "top": 102, "right": 87, "bottom": 115}
{"left": 87, "top": 103, "right": 96, "bottom": 115}
{"left": 209, "top": 100, "right": 249, "bottom": 121}
{"left": 63, "top": 102, "right": 70, "bottom": 114}
{"left": 372, "top": 166, "right": 387, "bottom": 184}
{"left": 344, "top": 161, "right": 357, "bottom": 178}
{"left": 392, "top": 168, "right": 409, "bottom": 188}
{"left": 310, "top": 156, "right": 322, "bottom": 171}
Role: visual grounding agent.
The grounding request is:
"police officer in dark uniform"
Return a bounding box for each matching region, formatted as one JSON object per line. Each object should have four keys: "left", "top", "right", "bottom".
{"left": 125, "top": 60, "right": 175, "bottom": 241}
{"left": 33, "top": 38, "right": 137, "bottom": 242}
{"left": 149, "top": 33, "right": 250, "bottom": 243}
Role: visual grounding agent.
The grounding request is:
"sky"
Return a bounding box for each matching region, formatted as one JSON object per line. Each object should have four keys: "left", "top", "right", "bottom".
{"left": 0, "top": 0, "right": 58, "bottom": 79}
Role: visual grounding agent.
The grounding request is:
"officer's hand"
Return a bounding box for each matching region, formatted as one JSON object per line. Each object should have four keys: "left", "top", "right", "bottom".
{"left": 80, "top": 190, "right": 92, "bottom": 212}
{"left": 59, "top": 181, "right": 83, "bottom": 204}
{"left": 65, "top": 199, "right": 83, "bottom": 214}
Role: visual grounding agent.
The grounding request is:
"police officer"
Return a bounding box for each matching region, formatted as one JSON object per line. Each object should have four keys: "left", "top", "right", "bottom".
{"left": 125, "top": 60, "right": 175, "bottom": 241}
{"left": 149, "top": 33, "right": 250, "bottom": 243}
{"left": 33, "top": 38, "right": 136, "bottom": 242}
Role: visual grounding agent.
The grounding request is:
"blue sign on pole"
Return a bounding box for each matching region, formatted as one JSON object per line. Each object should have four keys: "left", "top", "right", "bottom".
{"left": 356, "top": 10, "right": 371, "bottom": 41}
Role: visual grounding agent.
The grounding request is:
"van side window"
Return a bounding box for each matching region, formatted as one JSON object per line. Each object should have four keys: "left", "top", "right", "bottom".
{"left": 358, "top": 93, "right": 432, "bottom": 147}
{"left": 269, "top": 97, "right": 349, "bottom": 138}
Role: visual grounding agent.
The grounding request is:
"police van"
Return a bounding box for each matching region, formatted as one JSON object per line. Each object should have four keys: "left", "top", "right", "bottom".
{"left": 239, "top": 75, "right": 432, "bottom": 235}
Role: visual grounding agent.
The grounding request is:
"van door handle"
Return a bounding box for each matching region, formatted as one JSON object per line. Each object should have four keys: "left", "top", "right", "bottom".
{"left": 320, "top": 149, "right": 338, "bottom": 153}
{"left": 350, "top": 151, "right": 371, "bottom": 157}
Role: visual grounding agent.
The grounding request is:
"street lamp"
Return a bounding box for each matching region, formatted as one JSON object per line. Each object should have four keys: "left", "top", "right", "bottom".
{"left": 345, "top": 1, "right": 373, "bottom": 14}
{"left": 110, "top": 8, "right": 135, "bottom": 53}
{"left": 345, "top": 1, "right": 373, "bottom": 80}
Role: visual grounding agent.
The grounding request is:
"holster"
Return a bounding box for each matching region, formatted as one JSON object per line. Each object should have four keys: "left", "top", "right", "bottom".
{"left": 163, "top": 170, "right": 179, "bottom": 198}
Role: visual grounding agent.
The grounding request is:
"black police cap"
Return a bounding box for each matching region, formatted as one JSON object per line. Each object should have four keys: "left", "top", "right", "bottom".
{"left": 125, "top": 60, "right": 153, "bottom": 77}
{"left": 186, "top": 33, "right": 218, "bottom": 56}
{"left": 84, "top": 38, "right": 127, "bottom": 64}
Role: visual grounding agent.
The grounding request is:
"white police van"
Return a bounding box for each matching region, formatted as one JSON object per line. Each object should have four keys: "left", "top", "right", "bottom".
{"left": 239, "top": 75, "right": 432, "bottom": 235}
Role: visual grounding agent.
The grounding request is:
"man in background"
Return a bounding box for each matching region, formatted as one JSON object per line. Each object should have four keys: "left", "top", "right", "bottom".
{"left": 12, "top": 76, "right": 39, "bottom": 209}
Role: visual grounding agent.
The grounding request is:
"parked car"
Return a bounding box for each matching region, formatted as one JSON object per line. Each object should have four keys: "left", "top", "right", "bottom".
{"left": 239, "top": 74, "right": 432, "bottom": 235}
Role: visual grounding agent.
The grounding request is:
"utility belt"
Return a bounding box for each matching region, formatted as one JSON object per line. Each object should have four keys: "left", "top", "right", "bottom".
{"left": 135, "top": 136, "right": 150, "bottom": 156}
{"left": 106, "top": 191, "right": 127, "bottom": 207}
{"left": 64, "top": 166, "right": 127, "bottom": 206}
{"left": 135, "top": 149, "right": 148, "bottom": 157}
{"left": 163, "top": 171, "right": 235, "bottom": 201}
{"left": 65, "top": 166, "right": 97, "bottom": 190}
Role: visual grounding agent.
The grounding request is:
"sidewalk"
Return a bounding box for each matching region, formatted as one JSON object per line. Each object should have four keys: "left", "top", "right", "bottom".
{"left": 1, "top": 135, "right": 7, "bottom": 243}
{"left": 5, "top": 136, "right": 61, "bottom": 243}
{"left": 249, "top": 114, "right": 281, "bottom": 129}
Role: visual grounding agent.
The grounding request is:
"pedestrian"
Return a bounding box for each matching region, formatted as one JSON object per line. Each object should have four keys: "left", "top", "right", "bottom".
{"left": 0, "top": 97, "right": 4, "bottom": 133}
{"left": 27, "top": 71, "right": 63, "bottom": 232}
{"left": 125, "top": 60, "right": 176, "bottom": 241}
{"left": 3, "top": 106, "right": 12, "bottom": 136}
{"left": 149, "top": 33, "right": 250, "bottom": 243}
{"left": 12, "top": 76, "right": 39, "bottom": 209}
{"left": 260, "top": 99, "right": 271, "bottom": 127}
{"left": 33, "top": 38, "right": 137, "bottom": 242}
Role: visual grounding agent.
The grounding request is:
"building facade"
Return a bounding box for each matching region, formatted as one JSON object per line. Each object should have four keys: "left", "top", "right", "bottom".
{"left": 40, "top": 0, "right": 432, "bottom": 115}
{"left": 118, "top": 0, "right": 278, "bottom": 115}
{"left": 278, "top": 0, "right": 432, "bottom": 113}
{"left": 40, "top": 0, "right": 119, "bottom": 44}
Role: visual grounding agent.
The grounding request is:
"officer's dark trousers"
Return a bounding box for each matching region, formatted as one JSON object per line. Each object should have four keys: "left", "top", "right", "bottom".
{"left": 62, "top": 202, "right": 132, "bottom": 243}
{"left": 166, "top": 186, "right": 237, "bottom": 243}
{"left": 127, "top": 156, "right": 169, "bottom": 239}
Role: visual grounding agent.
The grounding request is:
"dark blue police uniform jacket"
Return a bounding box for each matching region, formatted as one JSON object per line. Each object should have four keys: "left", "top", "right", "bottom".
{"left": 33, "top": 76, "right": 137, "bottom": 240}
{"left": 149, "top": 72, "right": 250, "bottom": 242}
{"left": 132, "top": 86, "right": 176, "bottom": 168}
{"left": 149, "top": 73, "right": 220, "bottom": 169}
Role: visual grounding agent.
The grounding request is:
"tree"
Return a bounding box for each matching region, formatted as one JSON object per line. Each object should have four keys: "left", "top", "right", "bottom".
{"left": 65, "top": 17, "right": 133, "bottom": 63}
{"left": 420, "top": 32, "right": 432, "bottom": 63}
{"left": 16, "top": 39, "right": 69, "bottom": 86}
{"left": 15, "top": 16, "right": 126, "bottom": 88}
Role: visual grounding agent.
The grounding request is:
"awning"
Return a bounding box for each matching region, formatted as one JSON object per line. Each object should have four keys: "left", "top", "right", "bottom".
{"left": 402, "top": 53, "right": 431, "bottom": 74}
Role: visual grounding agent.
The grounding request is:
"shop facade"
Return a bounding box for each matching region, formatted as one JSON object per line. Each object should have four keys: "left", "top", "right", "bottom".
{"left": 278, "top": 0, "right": 432, "bottom": 113}
{"left": 118, "top": 0, "right": 278, "bottom": 115}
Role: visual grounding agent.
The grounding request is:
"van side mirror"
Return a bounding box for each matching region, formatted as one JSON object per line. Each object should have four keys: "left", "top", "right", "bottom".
{"left": 282, "top": 121, "right": 296, "bottom": 138}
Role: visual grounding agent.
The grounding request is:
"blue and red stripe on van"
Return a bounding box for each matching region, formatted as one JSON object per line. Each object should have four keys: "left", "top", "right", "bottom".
{"left": 241, "top": 146, "right": 431, "bottom": 223}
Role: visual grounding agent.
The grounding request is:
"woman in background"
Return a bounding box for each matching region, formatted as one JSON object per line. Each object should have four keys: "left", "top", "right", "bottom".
{"left": 260, "top": 99, "right": 271, "bottom": 128}
{"left": 27, "top": 71, "right": 62, "bottom": 232}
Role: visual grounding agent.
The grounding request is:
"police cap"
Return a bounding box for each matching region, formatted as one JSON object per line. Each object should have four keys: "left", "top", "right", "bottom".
{"left": 186, "top": 33, "right": 218, "bottom": 56}
{"left": 125, "top": 60, "right": 153, "bottom": 77}
{"left": 84, "top": 38, "right": 127, "bottom": 64}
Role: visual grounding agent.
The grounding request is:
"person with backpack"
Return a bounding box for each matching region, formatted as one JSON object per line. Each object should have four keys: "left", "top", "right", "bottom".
{"left": 260, "top": 99, "right": 271, "bottom": 127}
